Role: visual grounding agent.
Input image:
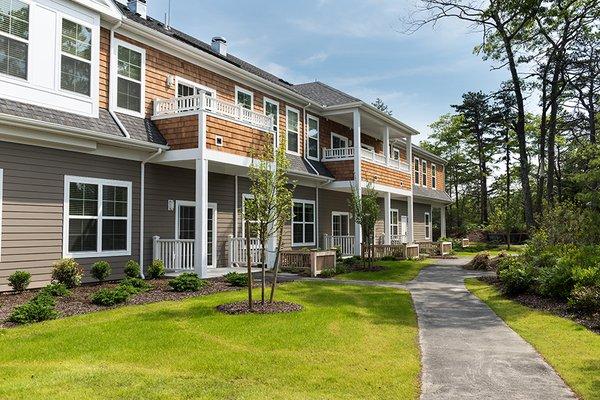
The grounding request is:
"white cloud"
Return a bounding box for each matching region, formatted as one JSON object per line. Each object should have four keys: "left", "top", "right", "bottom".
{"left": 300, "top": 51, "right": 329, "bottom": 65}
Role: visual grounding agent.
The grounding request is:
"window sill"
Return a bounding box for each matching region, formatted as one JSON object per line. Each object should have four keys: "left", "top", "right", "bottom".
{"left": 64, "top": 250, "right": 131, "bottom": 259}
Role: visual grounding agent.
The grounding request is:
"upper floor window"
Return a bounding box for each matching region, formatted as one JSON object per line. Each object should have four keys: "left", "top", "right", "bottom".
{"left": 431, "top": 164, "right": 437, "bottom": 188}
{"left": 0, "top": 0, "right": 29, "bottom": 80}
{"left": 390, "top": 146, "right": 400, "bottom": 160}
{"left": 176, "top": 77, "right": 215, "bottom": 98}
{"left": 114, "top": 41, "right": 145, "bottom": 115}
{"left": 286, "top": 106, "right": 299, "bottom": 154}
{"left": 60, "top": 19, "right": 91, "bottom": 96}
{"left": 235, "top": 86, "right": 253, "bottom": 110}
{"left": 307, "top": 115, "right": 319, "bottom": 160}
{"left": 422, "top": 160, "right": 427, "bottom": 187}
{"left": 264, "top": 98, "right": 279, "bottom": 133}
{"left": 414, "top": 157, "right": 420, "bottom": 185}
{"left": 331, "top": 133, "right": 348, "bottom": 149}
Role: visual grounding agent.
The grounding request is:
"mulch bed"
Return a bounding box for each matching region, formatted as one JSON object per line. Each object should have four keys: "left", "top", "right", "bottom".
{"left": 216, "top": 300, "right": 302, "bottom": 315}
{"left": 477, "top": 276, "right": 600, "bottom": 334}
{"left": 0, "top": 277, "right": 247, "bottom": 329}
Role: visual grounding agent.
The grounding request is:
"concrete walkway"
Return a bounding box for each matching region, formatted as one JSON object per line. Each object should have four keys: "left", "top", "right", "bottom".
{"left": 307, "top": 259, "right": 577, "bottom": 399}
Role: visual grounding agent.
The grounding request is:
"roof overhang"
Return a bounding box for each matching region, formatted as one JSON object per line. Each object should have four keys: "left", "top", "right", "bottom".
{"left": 76, "top": 0, "right": 123, "bottom": 22}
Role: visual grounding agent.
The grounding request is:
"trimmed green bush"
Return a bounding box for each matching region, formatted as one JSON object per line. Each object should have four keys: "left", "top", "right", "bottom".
{"left": 498, "top": 258, "right": 535, "bottom": 295}
{"left": 319, "top": 268, "right": 336, "bottom": 278}
{"left": 8, "top": 294, "right": 58, "bottom": 324}
{"left": 90, "top": 287, "right": 131, "bottom": 306}
{"left": 8, "top": 271, "right": 31, "bottom": 293}
{"left": 51, "top": 258, "right": 83, "bottom": 288}
{"left": 91, "top": 261, "right": 111, "bottom": 282}
{"left": 147, "top": 259, "right": 165, "bottom": 279}
{"left": 124, "top": 260, "right": 141, "bottom": 278}
{"left": 39, "top": 283, "right": 70, "bottom": 297}
{"left": 568, "top": 286, "right": 600, "bottom": 313}
{"left": 537, "top": 261, "right": 575, "bottom": 299}
{"left": 224, "top": 272, "right": 248, "bottom": 287}
{"left": 119, "top": 277, "right": 151, "bottom": 293}
{"left": 168, "top": 273, "right": 206, "bottom": 292}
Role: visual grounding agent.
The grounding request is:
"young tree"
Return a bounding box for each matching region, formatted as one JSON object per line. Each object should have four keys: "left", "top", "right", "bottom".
{"left": 245, "top": 134, "right": 294, "bottom": 305}
{"left": 350, "top": 182, "right": 380, "bottom": 268}
{"left": 372, "top": 98, "right": 393, "bottom": 116}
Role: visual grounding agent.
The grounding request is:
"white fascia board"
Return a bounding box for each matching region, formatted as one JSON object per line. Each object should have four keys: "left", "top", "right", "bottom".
{"left": 73, "top": 0, "right": 123, "bottom": 21}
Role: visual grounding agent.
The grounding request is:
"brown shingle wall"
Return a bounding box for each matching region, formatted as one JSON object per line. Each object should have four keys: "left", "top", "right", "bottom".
{"left": 99, "top": 28, "right": 110, "bottom": 109}
{"left": 206, "top": 115, "right": 270, "bottom": 157}
{"left": 323, "top": 160, "right": 355, "bottom": 181}
{"left": 154, "top": 115, "right": 199, "bottom": 149}
{"left": 362, "top": 160, "right": 412, "bottom": 190}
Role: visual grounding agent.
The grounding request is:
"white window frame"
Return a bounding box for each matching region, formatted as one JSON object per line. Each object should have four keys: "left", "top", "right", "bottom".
{"left": 174, "top": 200, "right": 217, "bottom": 268}
{"left": 292, "top": 199, "right": 316, "bottom": 246}
{"left": 424, "top": 212, "right": 431, "bottom": 240}
{"left": 58, "top": 17, "right": 93, "bottom": 98}
{"left": 63, "top": 176, "right": 133, "bottom": 258}
{"left": 263, "top": 97, "right": 279, "bottom": 134}
{"left": 331, "top": 211, "right": 350, "bottom": 237}
{"left": 175, "top": 76, "right": 216, "bottom": 97}
{"left": 431, "top": 164, "right": 437, "bottom": 188}
{"left": 330, "top": 132, "right": 348, "bottom": 149}
{"left": 0, "top": 0, "right": 30, "bottom": 82}
{"left": 422, "top": 160, "right": 427, "bottom": 188}
{"left": 110, "top": 38, "right": 146, "bottom": 118}
{"left": 286, "top": 106, "right": 300, "bottom": 155}
{"left": 306, "top": 114, "right": 320, "bottom": 161}
{"left": 0, "top": 168, "right": 3, "bottom": 261}
{"left": 235, "top": 86, "right": 254, "bottom": 110}
{"left": 391, "top": 146, "right": 401, "bottom": 160}
{"left": 414, "top": 157, "right": 420, "bottom": 185}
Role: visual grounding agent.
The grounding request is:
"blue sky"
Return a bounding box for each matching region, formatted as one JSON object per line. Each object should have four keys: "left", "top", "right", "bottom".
{"left": 147, "top": 0, "right": 507, "bottom": 143}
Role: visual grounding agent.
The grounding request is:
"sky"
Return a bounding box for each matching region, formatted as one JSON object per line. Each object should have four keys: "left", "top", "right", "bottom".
{"left": 146, "top": 0, "right": 508, "bottom": 143}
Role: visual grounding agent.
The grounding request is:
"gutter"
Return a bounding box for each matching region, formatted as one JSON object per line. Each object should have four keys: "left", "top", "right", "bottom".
{"left": 139, "top": 148, "right": 163, "bottom": 278}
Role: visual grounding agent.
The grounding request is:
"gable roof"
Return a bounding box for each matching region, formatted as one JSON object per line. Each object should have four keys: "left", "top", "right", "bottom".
{"left": 292, "top": 81, "right": 360, "bottom": 107}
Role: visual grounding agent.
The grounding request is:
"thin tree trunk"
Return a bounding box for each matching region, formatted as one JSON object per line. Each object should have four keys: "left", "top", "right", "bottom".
{"left": 245, "top": 221, "right": 253, "bottom": 311}
{"left": 506, "top": 127, "right": 511, "bottom": 250}
{"left": 546, "top": 60, "right": 562, "bottom": 205}
{"left": 260, "top": 237, "right": 266, "bottom": 305}
{"left": 269, "top": 227, "right": 284, "bottom": 303}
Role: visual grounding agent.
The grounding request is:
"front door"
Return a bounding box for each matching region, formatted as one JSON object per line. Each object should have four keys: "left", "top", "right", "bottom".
{"left": 176, "top": 201, "right": 217, "bottom": 268}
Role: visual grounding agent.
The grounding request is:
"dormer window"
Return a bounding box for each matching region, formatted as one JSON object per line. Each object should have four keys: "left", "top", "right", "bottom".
{"left": 0, "top": 0, "right": 29, "bottom": 80}
{"left": 60, "top": 19, "right": 92, "bottom": 96}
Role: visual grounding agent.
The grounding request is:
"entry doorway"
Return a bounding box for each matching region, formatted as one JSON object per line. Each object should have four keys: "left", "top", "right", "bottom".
{"left": 175, "top": 201, "right": 217, "bottom": 268}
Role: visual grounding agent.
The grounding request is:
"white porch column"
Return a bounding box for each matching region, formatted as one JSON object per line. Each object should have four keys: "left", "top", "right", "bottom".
{"left": 353, "top": 109, "right": 362, "bottom": 256}
{"left": 407, "top": 195, "right": 414, "bottom": 243}
{"left": 440, "top": 206, "right": 447, "bottom": 238}
{"left": 194, "top": 108, "right": 209, "bottom": 278}
{"left": 383, "top": 126, "right": 390, "bottom": 164}
{"left": 384, "top": 191, "right": 391, "bottom": 245}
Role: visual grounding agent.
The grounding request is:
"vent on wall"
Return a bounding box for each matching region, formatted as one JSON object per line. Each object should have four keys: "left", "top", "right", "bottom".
{"left": 215, "top": 136, "right": 223, "bottom": 146}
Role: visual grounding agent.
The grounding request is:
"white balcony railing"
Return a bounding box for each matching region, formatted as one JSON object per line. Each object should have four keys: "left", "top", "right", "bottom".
{"left": 152, "top": 236, "right": 195, "bottom": 272}
{"left": 227, "top": 236, "right": 262, "bottom": 266}
{"left": 153, "top": 93, "right": 273, "bottom": 131}
{"left": 322, "top": 146, "right": 410, "bottom": 172}
{"left": 323, "top": 234, "right": 355, "bottom": 256}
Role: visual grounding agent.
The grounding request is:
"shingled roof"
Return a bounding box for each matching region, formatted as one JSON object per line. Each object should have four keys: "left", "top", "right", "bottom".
{"left": 292, "top": 81, "right": 360, "bottom": 107}
{"left": 413, "top": 184, "right": 453, "bottom": 204}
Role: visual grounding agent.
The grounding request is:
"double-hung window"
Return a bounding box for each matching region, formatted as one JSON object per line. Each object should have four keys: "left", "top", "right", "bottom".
{"left": 264, "top": 98, "right": 279, "bottom": 133}
{"left": 64, "top": 176, "right": 132, "bottom": 257}
{"left": 292, "top": 200, "right": 315, "bottom": 246}
{"left": 431, "top": 164, "right": 437, "bottom": 188}
{"left": 235, "top": 86, "right": 253, "bottom": 110}
{"left": 114, "top": 40, "right": 145, "bottom": 115}
{"left": 0, "top": 0, "right": 29, "bottom": 80}
{"left": 422, "top": 160, "right": 427, "bottom": 187}
{"left": 286, "top": 107, "right": 300, "bottom": 154}
{"left": 332, "top": 212, "right": 349, "bottom": 236}
{"left": 306, "top": 114, "right": 319, "bottom": 160}
{"left": 60, "top": 19, "right": 92, "bottom": 96}
{"left": 424, "top": 212, "right": 431, "bottom": 240}
{"left": 414, "top": 157, "right": 420, "bottom": 185}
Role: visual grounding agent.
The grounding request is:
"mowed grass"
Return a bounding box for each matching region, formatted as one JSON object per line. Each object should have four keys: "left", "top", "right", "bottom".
{"left": 0, "top": 282, "right": 420, "bottom": 400}
{"left": 466, "top": 278, "right": 600, "bottom": 400}
{"left": 336, "top": 259, "right": 431, "bottom": 283}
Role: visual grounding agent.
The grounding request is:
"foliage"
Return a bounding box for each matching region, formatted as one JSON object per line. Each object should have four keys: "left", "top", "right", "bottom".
{"left": 91, "top": 287, "right": 131, "bottom": 306}
{"left": 318, "top": 264, "right": 349, "bottom": 278}
{"left": 8, "top": 271, "right": 31, "bottom": 293}
{"left": 350, "top": 182, "right": 379, "bottom": 267}
{"left": 224, "top": 272, "right": 248, "bottom": 287}
{"left": 119, "top": 277, "right": 151, "bottom": 293}
{"left": 91, "top": 261, "right": 111, "bottom": 282}
{"left": 571, "top": 266, "right": 600, "bottom": 288}
{"left": 537, "top": 262, "right": 575, "bottom": 299}
{"left": 371, "top": 97, "right": 392, "bottom": 116}
{"left": 168, "top": 273, "right": 206, "bottom": 292}
{"left": 51, "top": 258, "right": 83, "bottom": 288}
{"left": 8, "top": 293, "right": 58, "bottom": 324}
{"left": 567, "top": 286, "right": 600, "bottom": 313}
{"left": 39, "top": 283, "right": 70, "bottom": 298}
{"left": 124, "top": 260, "right": 141, "bottom": 278}
{"left": 498, "top": 258, "right": 535, "bottom": 295}
{"left": 147, "top": 259, "right": 165, "bottom": 279}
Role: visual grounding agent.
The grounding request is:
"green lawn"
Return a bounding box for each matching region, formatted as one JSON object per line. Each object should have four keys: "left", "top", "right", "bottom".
{"left": 336, "top": 259, "right": 431, "bottom": 283}
{"left": 0, "top": 282, "right": 420, "bottom": 400}
{"left": 455, "top": 244, "right": 524, "bottom": 258}
{"left": 466, "top": 278, "right": 600, "bottom": 400}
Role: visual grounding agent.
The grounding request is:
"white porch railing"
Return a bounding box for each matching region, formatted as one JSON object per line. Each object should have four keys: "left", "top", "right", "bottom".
{"left": 321, "top": 146, "right": 410, "bottom": 172}
{"left": 153, "top": 93, "right": 273, "bottom": 131}
{"left": 228, "top": 236, "right": 262, "bottom": 266}
{"left": 379, "top": 234, "right": 408, "bottom": 245}
{"left": 323, "top": 234, "right": 355, "bottom": 256}
{"left": 152, "top": 236, "right": 195, "bottom": 271}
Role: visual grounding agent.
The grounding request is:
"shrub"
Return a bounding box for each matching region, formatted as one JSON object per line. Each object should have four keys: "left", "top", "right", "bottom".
{"left": 147, "top": 259, "right": 165, "bottom": 279}
{"left": 331, "top": 246, "right": 342, "bottom": 261}
{"left": 568, "top": 286, "right": 600, "bottom": 313}
{"left": 8, "top": 271, "right": 31, "bottom": 293}
{"left": 39, "top": 283, "right": 70, "bottom": 297}
{"left": 119, "top": 277, "right": 151, "bottom": 293}
{"left": 571, "top": 266, "right": 600, "bottom": 288}
{"left": 498, "top": 258, "right": 535, "bottom": 295}
{"left": 91, "top": 261, "right": 111, "bottom": 282}
{"left": 465, "top": 252, "right": 490, "bottom": 270}
{"left": 90, "top": 287, "right": 130, "bottom": 306}
{"left": 51, "top": 258, "right": 83, "bottom": 288}
{"left": 8, "top": 294, "right": 58, "bottom": 324}
{"left": 319, "top": 268, "right": 336, "bottom": 278}
{"left": 488, "top": 252, "right": 509, "bottom": 271}
{"left": 168, "top": 273, "right": 206, "bottom": 292}
{"left": 532, "top": 252, "right": 559, "bottom": 270}
{"left": 224, "top": 272, "right": 248, "bottom": 287}
{"left": 537, "top": 261, "right": 575, "bottom": 299}
{"left": 124, "top": 260, "right": 141, "bottom": 278}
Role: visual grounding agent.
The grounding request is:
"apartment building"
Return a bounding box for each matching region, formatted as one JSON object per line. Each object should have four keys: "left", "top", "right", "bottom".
{"left": 0, "top": 0, "right": 452, "bottom": 289}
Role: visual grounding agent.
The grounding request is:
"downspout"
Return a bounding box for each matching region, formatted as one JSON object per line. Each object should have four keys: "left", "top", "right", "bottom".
{"left": 139, "top": 148, "right": 163, "bottom": 278}
{"left": 108, "top": 22, "right": 131, "bottom": 138}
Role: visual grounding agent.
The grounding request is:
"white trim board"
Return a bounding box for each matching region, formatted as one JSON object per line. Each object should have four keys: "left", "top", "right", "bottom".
{"left": 175, "top": 76, "right": 216, "bottom": 97}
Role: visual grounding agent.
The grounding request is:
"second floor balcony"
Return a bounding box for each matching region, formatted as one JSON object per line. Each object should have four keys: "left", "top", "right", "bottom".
{"left": 322, "top": 146, "right": 410, "bottom": 173}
